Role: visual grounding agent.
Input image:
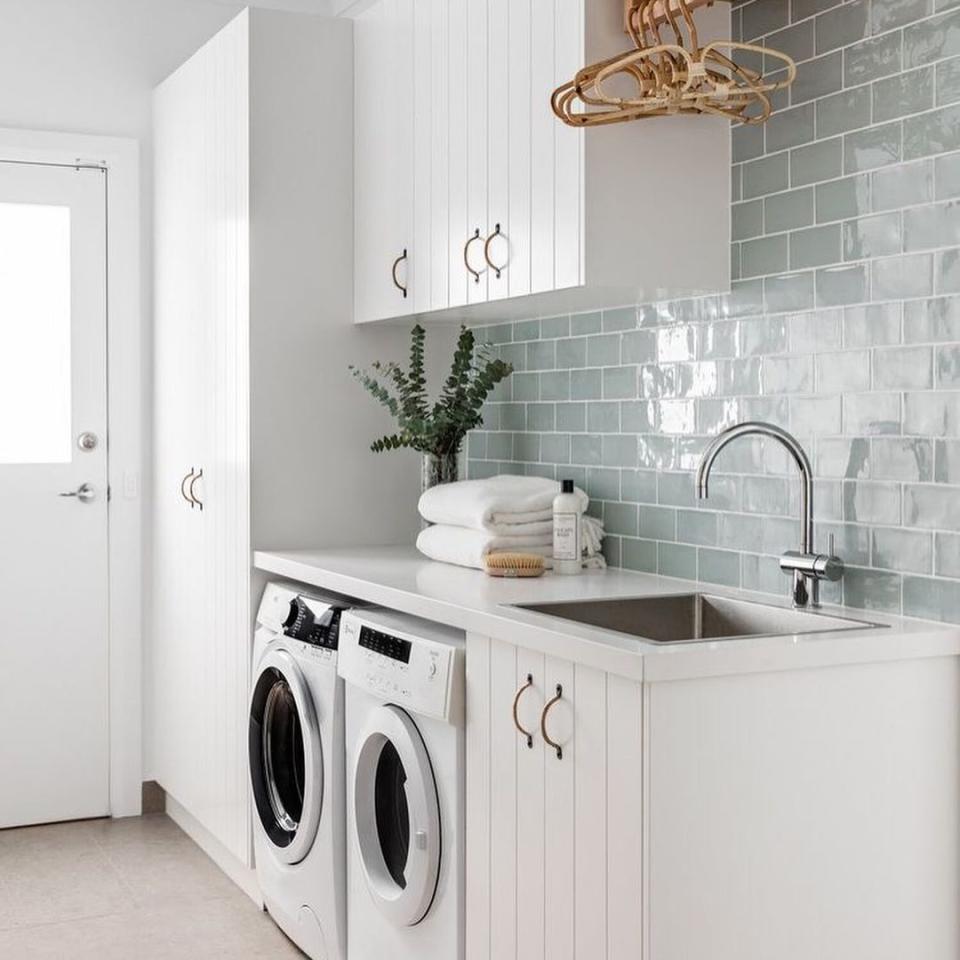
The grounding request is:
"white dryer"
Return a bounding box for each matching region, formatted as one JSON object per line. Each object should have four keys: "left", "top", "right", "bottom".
{"left": 249, "top": 582, "right": 351, "bottom": 960}
{"left": 339, "top": 608, "right": 465, "bottom": 960}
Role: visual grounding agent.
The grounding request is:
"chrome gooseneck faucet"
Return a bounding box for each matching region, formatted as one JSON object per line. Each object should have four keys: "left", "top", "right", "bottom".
{"left": 695, "top": 421, "right": 843, "bottom": 608}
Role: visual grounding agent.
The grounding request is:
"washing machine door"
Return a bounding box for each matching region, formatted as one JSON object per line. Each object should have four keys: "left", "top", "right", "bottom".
{"left": 249, "top": 646, "right": 323, "bottom": 864}
{"left": 353, "top": 704, "right": 441, "bottom": 927}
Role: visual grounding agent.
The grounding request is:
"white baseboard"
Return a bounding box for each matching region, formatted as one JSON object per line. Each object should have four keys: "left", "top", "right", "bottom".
{"left": 165, "top": 794, "right": 262, "bottom": 908}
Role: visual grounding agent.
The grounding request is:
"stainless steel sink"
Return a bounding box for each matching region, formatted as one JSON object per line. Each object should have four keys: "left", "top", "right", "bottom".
{"left": 513, "top": 592, "right": 885, "bottom": 645}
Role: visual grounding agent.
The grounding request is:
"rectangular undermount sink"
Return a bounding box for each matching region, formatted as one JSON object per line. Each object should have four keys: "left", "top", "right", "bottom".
{"left": 514, "top": 593, "right": 885, "bottom": 645}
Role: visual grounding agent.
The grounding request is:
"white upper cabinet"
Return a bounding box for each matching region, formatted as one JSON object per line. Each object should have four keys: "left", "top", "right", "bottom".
{"left": 353, "top": 0, "right": 729, "bottom": 324}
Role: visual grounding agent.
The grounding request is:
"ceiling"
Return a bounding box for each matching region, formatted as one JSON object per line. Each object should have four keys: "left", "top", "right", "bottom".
{"left": 205, "top": 0, "right": 334, "bottom": 13}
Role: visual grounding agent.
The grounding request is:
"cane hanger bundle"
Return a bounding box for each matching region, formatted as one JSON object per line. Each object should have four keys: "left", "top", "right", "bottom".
{"left": 552, "top": 0, "right": 796, "bottom": 128}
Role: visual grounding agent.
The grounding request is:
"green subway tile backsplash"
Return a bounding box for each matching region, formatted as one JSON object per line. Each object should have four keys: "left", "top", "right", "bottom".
{"left": 466, "top": 0, "right": 960, "bottom": 623}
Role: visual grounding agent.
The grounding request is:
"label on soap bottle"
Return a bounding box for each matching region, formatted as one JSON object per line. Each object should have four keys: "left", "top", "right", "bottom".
{"left": 553, "top": 513, "right": 580, "bottom": 561}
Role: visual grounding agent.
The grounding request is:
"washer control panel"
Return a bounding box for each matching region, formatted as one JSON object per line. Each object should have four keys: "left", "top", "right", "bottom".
{"left": 339, "top": 610, "right": 464, "bottom": 723}
{"left": 256, "top": 582, "right": 349, "bottom": 655}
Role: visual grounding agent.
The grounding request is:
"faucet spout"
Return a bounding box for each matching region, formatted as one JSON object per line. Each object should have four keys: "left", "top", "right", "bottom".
{"left": 695, "top": 421, "right": 837, "bottom": 607}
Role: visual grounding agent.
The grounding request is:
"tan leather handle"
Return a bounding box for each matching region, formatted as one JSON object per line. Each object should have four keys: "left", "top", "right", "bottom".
{"left": 391, "top": 249, "right": 408, "bottom": 298}
{"left": 484, "top": 223, "right": 508, "bottom": 279}
{"left": 189, "top": 468, "right": 204, "bottom": 511}
{"left": 464, "top": 229, "right": 484, "bottom": 284}
{"left": 512, "top": 674, "right": 535, "bottom": 749}
{"left": 541, "top": 684, "right": 564, "bottom": 760}
{"left": 181, "top": 469, "right": 195, "bottom": 509}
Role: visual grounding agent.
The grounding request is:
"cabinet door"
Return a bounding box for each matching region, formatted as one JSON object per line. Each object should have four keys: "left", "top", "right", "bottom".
{"left": 153, "top": 11, "right": 251, "bottom": 866}
{"left": 354, "top": 0, "right": 414, "bottom": 323}
{"left": 428, "top": 0, "right": 449, "bottom": 312}
{"left": 153, "top": 25, "right": 211, "bottom": 835}
{"left": 507, "top": 0, "right": 532, "bottom": 300}
{"left": 528, "top": 0, "right": 584, "bottom": 295}
{"left": 554, "top": 0, "right": 584, "bottom": 291}
{"left": 465, "top": 0, "right": 488, "bottom": 305}
{"left": 411, "top": 0, "right": 432, "bottom": 313}
{"left": 529, "top": 0, "right": 556, "bottom": 295}
{"left": 465, "top": 634, "right": 644, "bottom": 960}
{"left": 447, "top": 0, "right": 469, "bottom": 310}
{"left": 485, "top": 0, "right": 510, "bottom": 303}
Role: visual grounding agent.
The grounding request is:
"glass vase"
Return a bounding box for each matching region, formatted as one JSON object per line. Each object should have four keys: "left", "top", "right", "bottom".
{"left": 421, "top": 451, "right": 459, "bottom": 494}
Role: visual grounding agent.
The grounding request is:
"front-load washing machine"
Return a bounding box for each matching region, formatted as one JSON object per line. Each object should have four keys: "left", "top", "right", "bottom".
{"left": 249, "top": 582, "right": 353, "bottom": 960}
{"left": 339, "top": 607, "right": 466, "bottom": 960}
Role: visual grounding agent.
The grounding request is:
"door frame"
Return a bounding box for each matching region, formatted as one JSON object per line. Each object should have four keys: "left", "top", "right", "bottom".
{"left": 0, "top": 127, "right": 142, "bottom": 818}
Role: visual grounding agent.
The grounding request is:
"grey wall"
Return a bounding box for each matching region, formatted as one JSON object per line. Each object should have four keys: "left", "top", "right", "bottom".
{"left": 469, "top": 0, "right": 960, "bottom": 623}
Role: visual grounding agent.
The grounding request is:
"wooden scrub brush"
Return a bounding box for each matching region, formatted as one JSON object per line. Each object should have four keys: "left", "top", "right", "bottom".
{"left": 484, "top": 553, "right": 546, "bottom": 578}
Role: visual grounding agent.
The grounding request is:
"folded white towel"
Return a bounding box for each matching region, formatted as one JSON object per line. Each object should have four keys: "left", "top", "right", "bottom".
{"left": 416, "top": 525, "right": 552, "bottom": 569}
{"left": 416, "top": 516, "right": 606, "bottom": 571}
{"left": 419, "top": 474, "right": 589, "bottom": 532}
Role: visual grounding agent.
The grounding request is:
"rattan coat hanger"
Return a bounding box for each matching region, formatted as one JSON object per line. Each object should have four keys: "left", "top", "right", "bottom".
{"left": 552, "top": 0, "right": 796, "bottom": 128}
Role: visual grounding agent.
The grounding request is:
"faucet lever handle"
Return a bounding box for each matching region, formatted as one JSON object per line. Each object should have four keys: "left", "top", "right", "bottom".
{"left": 828, "top": 533, "right": 835, "bottom": 558}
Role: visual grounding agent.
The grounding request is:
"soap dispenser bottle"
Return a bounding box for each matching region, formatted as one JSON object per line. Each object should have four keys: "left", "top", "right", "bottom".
{"left": 552, "top": 479, "right": 582, "bottom": 576}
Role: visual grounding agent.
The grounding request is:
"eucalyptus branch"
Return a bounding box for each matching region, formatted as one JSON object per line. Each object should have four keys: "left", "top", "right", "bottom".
{"left": 351, "top": 324, "right": 513, "bottom": 458}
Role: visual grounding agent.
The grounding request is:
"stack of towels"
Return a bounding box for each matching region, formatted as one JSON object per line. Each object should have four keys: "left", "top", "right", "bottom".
{"left": 416, "top": 474, "right": 605, "bottom": 570}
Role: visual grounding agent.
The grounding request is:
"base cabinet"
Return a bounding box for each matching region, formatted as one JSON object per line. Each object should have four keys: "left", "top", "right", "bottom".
{"left": 468, "top": 637, "right": 960, "bottom": 959}
{"left": 465, "top": 633, "right": 644, "bottom": 960}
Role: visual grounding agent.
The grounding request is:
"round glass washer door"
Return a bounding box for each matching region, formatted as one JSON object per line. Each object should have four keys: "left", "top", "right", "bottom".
{"left": 248, "top": 647, "right": 322, "bottom": 864}
{"left": 353, "top": 704, "right": 441, "bottom": 927}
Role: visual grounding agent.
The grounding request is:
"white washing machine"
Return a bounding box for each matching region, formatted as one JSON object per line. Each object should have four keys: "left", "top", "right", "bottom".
{"left": 249, "top": 582, "right": 353, "bottom": 960}
{"left": 339, "top": 608, "right": 465, "bottom": 960}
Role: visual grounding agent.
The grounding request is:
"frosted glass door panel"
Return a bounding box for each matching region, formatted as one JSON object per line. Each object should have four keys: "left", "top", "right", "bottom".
{"left": 0, "top": 202, "right": 71, "bottom": 463}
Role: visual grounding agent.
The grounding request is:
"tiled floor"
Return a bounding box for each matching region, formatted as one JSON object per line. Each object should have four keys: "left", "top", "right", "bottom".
{"left": 0, "top": 814, "right": 303, "bottom": 958}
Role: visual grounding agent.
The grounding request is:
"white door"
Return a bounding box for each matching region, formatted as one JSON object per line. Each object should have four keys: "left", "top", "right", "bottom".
{"left": 0, "top": 159, "right": 109, "bottom": 828}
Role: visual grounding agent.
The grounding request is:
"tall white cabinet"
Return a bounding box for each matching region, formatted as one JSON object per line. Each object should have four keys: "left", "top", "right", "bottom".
{"left": 353, "top": 0, "right": 730, "bottom": 324}
{"left": 152, "top": 8, "right": 434, "bottom": 876}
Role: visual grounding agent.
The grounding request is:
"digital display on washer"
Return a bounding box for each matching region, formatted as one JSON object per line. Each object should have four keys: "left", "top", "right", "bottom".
{"left": 359, "top": 625, "right": 412, "bottom": 663}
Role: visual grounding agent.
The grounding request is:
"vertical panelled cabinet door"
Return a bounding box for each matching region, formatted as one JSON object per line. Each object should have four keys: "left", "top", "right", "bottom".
{"left": 354, "top": 0, "right": 414, "bottom": 323}
{"left": 465, "top": 634, "right": 644, "bottom": 960}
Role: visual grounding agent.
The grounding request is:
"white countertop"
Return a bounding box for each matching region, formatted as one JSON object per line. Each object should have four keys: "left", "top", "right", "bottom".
{"left": 254, "top": 546, "right": 960, "bottom": 681}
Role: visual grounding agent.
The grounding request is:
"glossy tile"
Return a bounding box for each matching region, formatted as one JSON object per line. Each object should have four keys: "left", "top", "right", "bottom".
{"left": 791, "top": 224, "right": 842, "bottom": 269}
{"left": 815, "top": 263, "right": 869, "bottom": 306}
{"left": 871, "top": 437, "right": 934, "bottom": 480}
{"left": 902, "top": 575, "right": 960, "bottom": 620}
{"left": 872, "top": 160, "right": 933, "bottom": 211}
{"left": 844, "top": 32, "right": 903, "bottom": 86}
{"left": 845, "top": 122, "right": 903, "bottom": 173}
{"left": 818, "top": 87, "right": 872, "bottom": 139}
{"left": 873, "top": 344, "right": 934, "bottom": 388}
{"left": 904, "top": 103, "right": 960, "bottom": 160}
{"left": 905, "top": 483, "right": 960, "bottom": 528}
{"left": 843, "top": 302, "right": 902, "bottom": 346}
{"left": 844, "top": 212, "right": 902, "bottom": 260}
{"left": 792, "top": 137, "right": 843, "bottom": 186}
{"left": 903, "top": 8, "right": 960, "bottom": 67}
{"left": 873, "top": 66, "right": 934, "bottom": 123}
{"left": 871, "top": 253, "right": 935, "bottom": 300}
{"left": 844, "top": 392, "right": 902, "bottom": 434}
{"left": 844, "top": 480, "right": 903, "bottom": 524}
{"left": 816, "top": 349, "right": 872, "bottom": 391}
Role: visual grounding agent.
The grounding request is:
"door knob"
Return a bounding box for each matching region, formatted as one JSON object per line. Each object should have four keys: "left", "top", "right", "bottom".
{"left": 59, "top": 483, "right": 96, "bottom": 504}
